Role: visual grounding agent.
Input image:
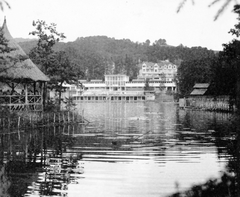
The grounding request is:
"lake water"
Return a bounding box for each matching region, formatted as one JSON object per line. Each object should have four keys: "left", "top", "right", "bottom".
{"left": 0, "top": 101, "right": 238, "bottom": 197}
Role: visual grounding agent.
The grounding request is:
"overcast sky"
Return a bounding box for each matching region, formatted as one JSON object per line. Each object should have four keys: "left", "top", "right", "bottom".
{"left": 1, "top": 0, "right": 238, "bottom": 51}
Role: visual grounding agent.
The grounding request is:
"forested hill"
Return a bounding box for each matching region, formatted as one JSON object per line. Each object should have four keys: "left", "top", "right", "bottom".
{"left": 18, "top": 36, "right": 217, "bottom": 80}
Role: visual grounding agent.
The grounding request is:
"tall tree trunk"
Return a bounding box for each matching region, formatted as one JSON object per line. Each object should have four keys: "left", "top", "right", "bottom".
{"left": 236, "top": 79, "right": 240, "bottom": 196}
{"left": 236, "top": 78, "right": 240, "bottom": 113}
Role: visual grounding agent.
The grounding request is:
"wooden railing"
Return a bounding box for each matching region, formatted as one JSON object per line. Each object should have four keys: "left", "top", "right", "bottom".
{"left": 0, "top": 95, "right": 43, "bottom": 111}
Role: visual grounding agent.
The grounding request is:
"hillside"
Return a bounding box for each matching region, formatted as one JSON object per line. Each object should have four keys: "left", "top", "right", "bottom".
{"left": 18, "top": 36, "right": 217, "bottom": 80}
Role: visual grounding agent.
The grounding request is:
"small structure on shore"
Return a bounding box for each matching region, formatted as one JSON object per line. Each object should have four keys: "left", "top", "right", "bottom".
{"left": 0, "top": 18, "right": 49, "bottom": 111}
{"left": 189, "top": 83, "right": 210, "bottom": 96}
{"left": 179, "top": 83, "right": 235, "bottom": 112}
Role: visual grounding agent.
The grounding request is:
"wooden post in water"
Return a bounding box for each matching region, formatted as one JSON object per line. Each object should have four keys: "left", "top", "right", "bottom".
{"left": 63, "top": 112, "right": 65, "bottom": 123}
{"left": 18, "top": 116, "right": 21, "bottom": 140}
{"left": 40, "top": 129, "right": 43, "bottom": 164}
{"left": 0, "top": 118, "right": 2, "bottom": 133}
{"left": 53, "top": 113, "right": 56, "bottom": 126}
{"left": 82, "top": 109, "right": 84, "bottom": 123}
{"left": 68, "top": 123, "right": 70, "bottom": 135}
{"left": 58, "top": 112, "right": 60, "bottom": 125}
{"left": 48, "top": 113, "right": 50, "bottom": 127}
{"left": 8, "top": 117, "right": 10, "bottom": 134}
{"left": 68, "top": 111, "right": 70, "bottom": 123}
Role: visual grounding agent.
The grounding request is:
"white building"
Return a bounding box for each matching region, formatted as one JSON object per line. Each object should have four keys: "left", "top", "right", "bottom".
{"left": 138, "top": 60, "right": 177, "bottom": 91}
{"left": 62, "top": 72, "right": 177, "bottom": 99}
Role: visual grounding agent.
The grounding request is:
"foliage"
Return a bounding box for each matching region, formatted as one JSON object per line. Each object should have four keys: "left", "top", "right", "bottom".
{"left": 168, "top": 172, "right": 236, "bottom": 197}
{"left": 212, "top": 5, "right": 240, "bottom": 109}
{"left": 144, "top": 78, "right": 150, "bottom": 91}
{"left": 29, "top": 20, "right": 84, "bottom": 107}
{"left": 0, "top": 0, "right": 10, "bottom": 11}
{"left": 47, "top": 51, "right": 83, "bottom": 91}
{"left": 229, "top": 4, "right": 240, "bottom": 38}
{"left": 177, "top": 4, "right": 240, "bottom": 99}
{"left": 29, "top": 20, "right": 66, "bottom": 74}
{"left": 44, "top": 98, "right": 60, "bottom": 112}
{"left": 209, "top": 40, "right": 240, "bottom": 98}
{"left": 63, "top": 97, "right": 76, "bottom": 111}
{"left": 20, "top": 36, "right": 216, "bottom": 81}
{"left": 48, "top": 50, "right": 84, "bottom": 105}
{"left": 0, "top": 105, "right": 12, "bottom": 118}
{"left": 144, "top": 78, "right": 154, "bottom": 91}
{"left": 177, "top": 0, "right": 239, "bottom": 20}
{"left": 178, "top": 57, "right": 216, "bottom": 97}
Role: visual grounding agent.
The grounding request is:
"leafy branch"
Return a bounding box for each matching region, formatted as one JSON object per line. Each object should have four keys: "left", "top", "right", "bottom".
{"left": 177, "top": 0, "right": 239, "bottom": 20}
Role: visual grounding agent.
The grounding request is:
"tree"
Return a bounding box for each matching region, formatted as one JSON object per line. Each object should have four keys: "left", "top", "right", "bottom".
{"left": 178, "top": 57, "right": 216, "bottom": 97}
{"left": 154, "top": 39, "right": 167, "bottom": 46}
{"left": 218, "top": 5, "right": 240, "bottom": 110}
{"left": 29, "top": 20, "right": 84, "bottom": 108}
{"left": 29, "top": 20, "right": 66, "bottom": 74}
{"left": 47, "top": 51, "right": 84, "bottom": 106}
{"left": 229, "top": 4, "right": 240, "bottom": 37}
{"left": 177, "top": 0, "right": 239, "bottom": 20}
{"left": 211, "top": 52, "right": 237, "bottom": 96}
{"left": 0, "top": 0, "right": 10, "bottom": 11}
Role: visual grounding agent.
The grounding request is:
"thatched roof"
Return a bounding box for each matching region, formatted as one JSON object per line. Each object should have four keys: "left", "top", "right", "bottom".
{"left": 0, "top": 18, "right": 49, "bottom": 82}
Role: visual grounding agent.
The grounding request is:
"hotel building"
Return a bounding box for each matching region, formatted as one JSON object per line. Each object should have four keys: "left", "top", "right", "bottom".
{"left": 62, "top": 61, "right": 178, "bottom": 99}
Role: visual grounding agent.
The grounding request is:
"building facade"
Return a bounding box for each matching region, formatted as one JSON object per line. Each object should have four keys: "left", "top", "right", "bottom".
{"left": 138, "top": 60, "right": 177, "bottom": 91}
{"left": 62, "top": 72, "right": 177, "bottom": 99}
{"left": 138, "top": 60, "right": 177, "bottom": 81}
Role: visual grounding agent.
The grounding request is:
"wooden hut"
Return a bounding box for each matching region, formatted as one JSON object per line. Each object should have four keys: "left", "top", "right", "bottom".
{"left": 0, "top": 18, "right": 49, "bottom": 111}
{"left": 189, "top": 83, "right": 210, "bottom": 96}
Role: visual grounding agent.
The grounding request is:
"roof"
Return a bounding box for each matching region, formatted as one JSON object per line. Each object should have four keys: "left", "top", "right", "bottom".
{"left": 0, "top": 18, "right": 49, "bottom": 82}
{"left": 193, "top": 83, "right": 210, "bottom": 89}
{"left": 90, "top": 79, "right": 102, "bottom": 82}
{"left": 140, "top": 61, "right": 177, "bottom": 69}
{"left": 190, "top": 89, "right": 208, "bottom": 96}
{"left": 190, "top": 83, "right": 210, "bottom": 96}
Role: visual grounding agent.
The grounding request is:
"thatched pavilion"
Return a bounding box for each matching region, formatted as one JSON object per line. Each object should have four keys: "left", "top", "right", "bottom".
{"left": 0, "top": 18, "right": 50, "bottom": 111}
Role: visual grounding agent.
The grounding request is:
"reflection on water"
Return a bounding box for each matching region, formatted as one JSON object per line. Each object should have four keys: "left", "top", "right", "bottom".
{"left": 0, "top": 101, "right": 238, "bottom": 197}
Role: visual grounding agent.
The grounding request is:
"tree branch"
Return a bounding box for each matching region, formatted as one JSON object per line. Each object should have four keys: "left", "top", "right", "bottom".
{"left": 177, "top": 0, "right": 239, "bottom": 20}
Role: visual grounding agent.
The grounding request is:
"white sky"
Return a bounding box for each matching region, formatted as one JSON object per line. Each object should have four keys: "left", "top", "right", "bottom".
{"left": 1, "top": 0, "right": 238, "bottom": 51}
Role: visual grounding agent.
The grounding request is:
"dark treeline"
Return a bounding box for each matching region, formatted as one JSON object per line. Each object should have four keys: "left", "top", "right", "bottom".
{"left": 179, "top": 4, "right": 240, "bottom": 108}
{"left": 19, "top": 36, "right": 216, "bottom": 81}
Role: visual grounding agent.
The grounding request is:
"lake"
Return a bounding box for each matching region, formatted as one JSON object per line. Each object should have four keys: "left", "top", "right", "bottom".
{"left": 0, "top": 101, "right": 238, "bottom": 197}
